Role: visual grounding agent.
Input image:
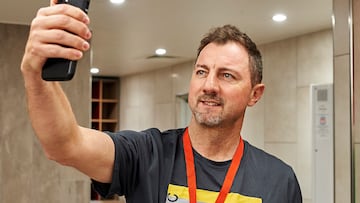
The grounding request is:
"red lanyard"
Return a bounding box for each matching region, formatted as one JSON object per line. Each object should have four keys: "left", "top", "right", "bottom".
{"left": 183, "top": 128, "right": 244, "bottom": 203}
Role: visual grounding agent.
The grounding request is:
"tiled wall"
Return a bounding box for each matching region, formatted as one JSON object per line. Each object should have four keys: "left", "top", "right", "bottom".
{"left": 119, "top": 61, "right": 193, "bottom": 131}
{"left": 119, "top": 29, "right": 333, "bottom": 203}
{"left": 0, "top": 23, "right": 91, "bottom": 203}
{"left": 333, "top": 0, "right": 353, "bottom": 202}
{"left": 262, "top": 30, "right": 333, "bottom": 203}
{"left": 353, "top": 0, "right": 360, "bottom": 201}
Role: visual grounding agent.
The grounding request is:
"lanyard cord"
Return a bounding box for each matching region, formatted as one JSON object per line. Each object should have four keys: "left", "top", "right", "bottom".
{"left": 183, "top": 128, "right": 244, "bottom": 203}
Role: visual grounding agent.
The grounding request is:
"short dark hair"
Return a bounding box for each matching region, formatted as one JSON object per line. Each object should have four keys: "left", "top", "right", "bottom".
{"left": 197, "top": 25, "right": 263, "bottom": 86}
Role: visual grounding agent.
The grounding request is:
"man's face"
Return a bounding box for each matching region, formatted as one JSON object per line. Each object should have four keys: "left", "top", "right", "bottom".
{"left": 188, "top": 42, "right": 260, "bottom": 127}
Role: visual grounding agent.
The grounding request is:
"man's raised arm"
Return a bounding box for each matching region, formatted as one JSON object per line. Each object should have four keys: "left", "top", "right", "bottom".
{"left": 20, "top": 1, "right": 114, "bottom": 183}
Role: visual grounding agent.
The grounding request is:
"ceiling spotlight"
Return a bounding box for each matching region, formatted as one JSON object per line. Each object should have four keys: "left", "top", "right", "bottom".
{"left": 90, "top": 67, "right": 100, "bottom": 74}
{"left": 110, "top": 0, "right": 125, "bottom": 4}
{"left": 155, "top": 48, "right": 167, "bottom": 56}
{"left": 272, "top": 14, "right": 287, "bottom": 22}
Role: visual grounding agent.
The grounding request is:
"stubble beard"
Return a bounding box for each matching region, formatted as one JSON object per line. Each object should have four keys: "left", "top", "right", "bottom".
{"left": 190, "top": 94, "right": 226, "bottom": 127}
{"left": 193, "top": 109, "right": 223, "bottom": 127}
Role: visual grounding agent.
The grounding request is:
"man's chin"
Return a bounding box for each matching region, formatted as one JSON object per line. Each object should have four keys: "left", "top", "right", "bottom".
{"left": 199, "top": 122, "right": 221, "bottom": 128}
{"left": 194, "top": 113, "right": 222, "bottom": 127}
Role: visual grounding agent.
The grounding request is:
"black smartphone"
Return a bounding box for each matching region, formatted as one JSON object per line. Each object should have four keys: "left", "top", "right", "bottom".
{"left": 42, "top": 0, "right": 91, "bottom": 81}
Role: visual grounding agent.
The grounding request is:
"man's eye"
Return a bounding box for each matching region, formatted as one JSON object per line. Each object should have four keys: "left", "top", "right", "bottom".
{"left": 223, "top": 73, "right": 233, "bottom": 79}
{"left": 196, "top": 70, "right": 206, "bottom": 75}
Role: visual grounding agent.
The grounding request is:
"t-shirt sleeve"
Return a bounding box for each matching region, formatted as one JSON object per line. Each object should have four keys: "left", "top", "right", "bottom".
{"left": 287, "top": 170, "right": 303, "bottom": 203}
{"left": 91, "top": 130, "right": 158, "bottom": 198}
{"left": 242, "top": 142, "right": 303, "bottom": 202}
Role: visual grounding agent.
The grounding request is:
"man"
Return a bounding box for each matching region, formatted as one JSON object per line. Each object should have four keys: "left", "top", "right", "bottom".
{"left": 21, "top": 1, "right": 302, "bottom": 203}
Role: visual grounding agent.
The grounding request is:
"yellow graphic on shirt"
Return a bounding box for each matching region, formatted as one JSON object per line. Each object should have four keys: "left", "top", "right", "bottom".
{"left": 166, "top": 184, "right": 262, "bottom": 203}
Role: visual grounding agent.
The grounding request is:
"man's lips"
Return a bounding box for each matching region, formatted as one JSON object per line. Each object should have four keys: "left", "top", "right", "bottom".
{"left": 200, "top": 100, "right": 221, "bottom": 106}
{"left": 198, "top": 95, "right": 224, "bottom": 107}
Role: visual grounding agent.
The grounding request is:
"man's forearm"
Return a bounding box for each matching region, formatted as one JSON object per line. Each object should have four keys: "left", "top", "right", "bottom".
{"left": 23, "top": 74, "right": 81, "bottom": 162}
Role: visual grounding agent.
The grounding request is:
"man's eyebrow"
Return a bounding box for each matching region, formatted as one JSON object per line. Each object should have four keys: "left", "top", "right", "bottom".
{"left": 195, "top": 64, "right": 208, "bottom": 69}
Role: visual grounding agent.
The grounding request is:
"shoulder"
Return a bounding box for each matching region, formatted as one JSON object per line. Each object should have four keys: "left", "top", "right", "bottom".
{"left": 243, "top": 141, "right": 296, "bottom": 178}
{"left": 241, "top": 141, "right": 302, "bottom": 202}
{"left": 105, "top": 128, "right": 184, "bottom": 145}
{"left": 108, "top": 127, "right": 185, "bottom": 137}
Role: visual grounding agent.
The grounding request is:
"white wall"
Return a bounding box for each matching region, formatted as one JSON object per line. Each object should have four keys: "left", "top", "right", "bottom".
{"left": 261, "top": 29, "right": 333, "bottom": 203}
{"left": 119, "top": 61, "right": 193, "bottom": 131}
{"left": 118, "top": 29, "right": 333, "bottom": 203}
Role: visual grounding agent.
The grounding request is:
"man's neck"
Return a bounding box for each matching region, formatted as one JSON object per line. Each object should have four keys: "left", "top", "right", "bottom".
{"left": 187, "top": 121, "right": 242, "bottom": 162}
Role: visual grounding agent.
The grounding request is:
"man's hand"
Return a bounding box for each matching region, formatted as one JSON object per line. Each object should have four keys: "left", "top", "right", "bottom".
{"left": 21, "top": 1, "right": 91, "bottom": 78}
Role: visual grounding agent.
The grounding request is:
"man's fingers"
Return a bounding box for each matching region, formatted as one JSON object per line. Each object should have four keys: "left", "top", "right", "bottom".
{"left": 31, "top": 30, "right": 88, "bottom": 59}
{"left": 21, "top": 2, "right": 91, "bottom": 75}
{"left": 50, "top": 0, "right": 56, "bottom": 6}
{"left": 38, "top": 3, "right": 90, "bottom": 25}
{"left": 42, "top": 44, "right": 84, "bottom": 60}
{"left": 31, "top": 14, "right": 91, "bottom": 41}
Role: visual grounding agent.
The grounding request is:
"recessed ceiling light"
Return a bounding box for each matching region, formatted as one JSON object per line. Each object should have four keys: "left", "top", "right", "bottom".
{"left": 90, "top": 67, "right": 100, "bottom": 74}
{"left": 110, "top": 0, "right": 125, "bottom": 4}
{"left": 272, "top": 14, "right": 287, "bottom": 22}
{"left": 155, "top": 48, "right": 167, "bottom": 56}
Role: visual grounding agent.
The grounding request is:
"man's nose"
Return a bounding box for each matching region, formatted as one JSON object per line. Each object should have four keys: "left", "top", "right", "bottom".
{"left": 202, "top": 73, "right": 220, "bottom": 93}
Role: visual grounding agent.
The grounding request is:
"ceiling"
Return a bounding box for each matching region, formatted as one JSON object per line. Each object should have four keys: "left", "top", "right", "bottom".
{"left": 0, "top": 0, "right": 332, "bottom": 77}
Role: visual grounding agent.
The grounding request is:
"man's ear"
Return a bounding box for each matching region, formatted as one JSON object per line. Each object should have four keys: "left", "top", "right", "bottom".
{"left": 248, "top": 84, "right": 265, "bottom": 107}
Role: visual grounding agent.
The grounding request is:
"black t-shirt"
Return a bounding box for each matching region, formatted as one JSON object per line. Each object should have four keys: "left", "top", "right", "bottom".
{"left": 93, "top": 128, "right": 302, "bottom": 203}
